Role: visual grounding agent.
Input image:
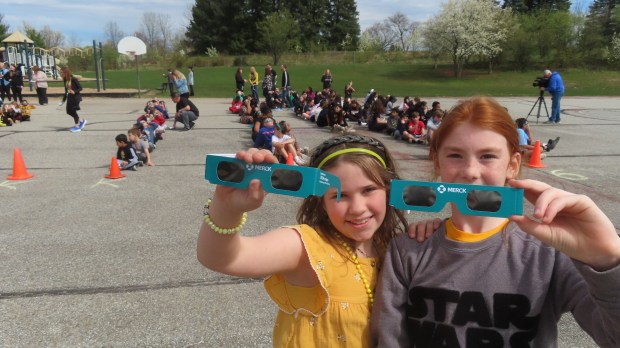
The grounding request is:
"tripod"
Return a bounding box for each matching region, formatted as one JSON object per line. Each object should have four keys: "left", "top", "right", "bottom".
{"left": 527, "top": 90, "right": 549, "bottom": 123}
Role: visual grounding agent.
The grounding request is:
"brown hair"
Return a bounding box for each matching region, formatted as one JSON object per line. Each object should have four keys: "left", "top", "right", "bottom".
{"left": 429, "top": 96, "right": 520, "bottom": 178}
{"left": 128, "top": 128, "right": 141, "bottom": 137}
{"left": 297, "top": 135, "right": 407, "bottom": 260}
{"left": 61, "top": 67, "right": 73, "bottom": 81}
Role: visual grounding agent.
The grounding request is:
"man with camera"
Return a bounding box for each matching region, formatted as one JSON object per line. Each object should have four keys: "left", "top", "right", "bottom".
{"left": 541, "top": 69, "right": 565, "bottom": 124}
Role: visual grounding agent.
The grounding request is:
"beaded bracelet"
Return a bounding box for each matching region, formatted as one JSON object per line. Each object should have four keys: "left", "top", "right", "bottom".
{"left": 203, "top": 199, "right": 248, "bottom": 234}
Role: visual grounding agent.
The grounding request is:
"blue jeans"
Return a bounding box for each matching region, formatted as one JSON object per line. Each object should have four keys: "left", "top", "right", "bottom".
{"left": 281, "top": 87, "right": 291, "bottom": 108}
{"left": 251, "top": 85, "right": 259, "bottom": 102}
{"left": 550, "top": 93, "right": 563, "bottom": 123}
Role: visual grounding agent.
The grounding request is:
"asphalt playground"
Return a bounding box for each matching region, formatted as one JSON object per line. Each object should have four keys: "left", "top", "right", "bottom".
{"left": 1, "top": 95, "right": 619, "bottom": 347}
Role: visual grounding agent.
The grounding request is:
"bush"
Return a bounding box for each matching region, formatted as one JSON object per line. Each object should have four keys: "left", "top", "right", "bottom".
{"left": 233, "top": 56, "right": 247, "bottom": 66}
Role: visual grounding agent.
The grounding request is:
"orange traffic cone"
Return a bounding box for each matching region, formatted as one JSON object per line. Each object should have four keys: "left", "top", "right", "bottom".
{"left": 286, "top": 152, "right": 295, "bottom": 165}
{"left": 105, "top": 157, "right": 126, "bottom": 179}
{"left": 7, "top": 148, "right": 34, "bottom": 180}
{"left": 527, "top": 140, "right": 545, "bottom": 168}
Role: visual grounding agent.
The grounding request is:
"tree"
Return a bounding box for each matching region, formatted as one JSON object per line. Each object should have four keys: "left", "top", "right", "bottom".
{"left": 0, "top": 13, "right": 9, "bottom": 41}
{"left": 325, "top": 0, "right": 360, "bottom": 50}
{"left": 186, "top": 0, "right": 249, "bottom": 54}
{"left": 104, "top": 21, "right": 125, "bottom": 47}
{"left": 425, "top": 0, "right": 510, "bottom": 78}
{"left": 258, "top": 10, "right": 300, "bottom": 64}
{"left": 40, "top": 25, "right": 65, "bottom": 48}
{"left": 141, "top": 12, "right": 161, "bottom": 52}
{"left": 156, "top": 13, "right": 172, "bottom": 55}
{"left": 22, "top": 22, "right": 45, "bottom": 48}
{"left": 387, "top": 12, "right": 413, "bottom": 51}
{"left": 363, "top": 22, "right": 397, "bottom": 51}
{"left": 501, "top": 0, "right": 570, "bottom": 12}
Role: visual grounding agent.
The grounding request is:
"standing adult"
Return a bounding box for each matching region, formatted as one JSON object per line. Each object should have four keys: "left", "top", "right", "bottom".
{"left": 235, "top": 67, "right": 246, "bottom": 92}
{"left": 172, "top": 92, "right": 199, "bottom": 131}
{"left": 542, "top": 69, "right": 565, "bottom": 124}
{"left": 249, "top": 66, "right": 260, "bottom": 102}
{"left": 31, "top": 65, "right": 48, "bottom": 105}
{"left": 187, "top": 66, "right": 195, "bottom": 97}
{"left": 321, "top": 69, "right": 333, "bottom": 90}
{"left": 60, "top": 67, "right": 86, "bottom": 132}
{"left": 0, "top": 63, "right": 11, "bottom": 103}
{"left": 267, "top": 64, "right": 277, "bottom": 87}
{"left": 9, "top": 64, "right": 24, "bottom": 104}
{"left": 173, "top": 70, "right": 190, "bottom": 99}
{"left": 280, "top": 64, "right": 292, "bottom": 109}
{"left": 262, "top": 66, "right": 274, "bottom": 103}
{"left": 166, "top": 69, "right": 175, "bottom": 97}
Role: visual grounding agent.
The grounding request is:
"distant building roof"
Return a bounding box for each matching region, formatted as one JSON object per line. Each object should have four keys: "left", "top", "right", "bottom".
{"left": 2, "top": 31, "right": 34, "bottom": 44}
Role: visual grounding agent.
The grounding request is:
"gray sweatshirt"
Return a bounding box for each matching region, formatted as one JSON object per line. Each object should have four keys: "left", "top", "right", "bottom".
{"left": 371, "top": 222, "right": 620, "bottom": 347}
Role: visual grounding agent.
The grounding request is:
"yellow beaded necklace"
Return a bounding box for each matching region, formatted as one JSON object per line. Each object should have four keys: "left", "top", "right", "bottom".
{"left": 335, "top": 234, "right": 375, "bottom": 306}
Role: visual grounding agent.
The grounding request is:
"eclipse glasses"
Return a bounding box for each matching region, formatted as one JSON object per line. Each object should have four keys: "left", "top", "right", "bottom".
{"left": 205, "top": 155, "right": 341, "bottom": 201}
{"left": 389, "top": 180, "right": 523, "bottom": 218}
{"left": 205, "top": 155, "right": 523, "bottom": 218}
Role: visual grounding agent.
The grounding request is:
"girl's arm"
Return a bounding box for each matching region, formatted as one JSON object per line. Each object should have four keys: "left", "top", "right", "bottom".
{"left": 509, "top": 179, "right": 620, "bottom": 271}
{"left": 197, "top": 149, "right": 306, "bottom": 278}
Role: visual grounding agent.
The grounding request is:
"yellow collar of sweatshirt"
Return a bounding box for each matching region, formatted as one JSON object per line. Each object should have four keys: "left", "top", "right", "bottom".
{"left": 445, "top": 218, "right": 509, "bottom": 242}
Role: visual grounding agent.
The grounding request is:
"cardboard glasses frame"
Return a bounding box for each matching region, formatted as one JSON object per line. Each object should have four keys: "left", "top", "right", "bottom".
{"left": 389, "top": 180, "right": 524, "bottom": 218}
{"left": 205, "top": 155, "right": 341, "bottom": 201}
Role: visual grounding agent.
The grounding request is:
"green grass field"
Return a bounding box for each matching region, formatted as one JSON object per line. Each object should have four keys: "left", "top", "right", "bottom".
{"left": 77, "top": 64, "right": 620, "bottom": 98}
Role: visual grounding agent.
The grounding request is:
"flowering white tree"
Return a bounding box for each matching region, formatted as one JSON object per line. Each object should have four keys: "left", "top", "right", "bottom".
{"left": 609, "top": 33, "right": 620, "bottom": 63}
{"left": 424, "top": 0, "right": 511, "bottom": 78}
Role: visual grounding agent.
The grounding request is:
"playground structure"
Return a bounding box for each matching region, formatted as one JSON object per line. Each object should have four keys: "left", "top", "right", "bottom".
{"left": 1, "top": 30, "right": 59, "bottom": 83}
{"left": 1, "top": 31, "right": 107, "bottom": 92}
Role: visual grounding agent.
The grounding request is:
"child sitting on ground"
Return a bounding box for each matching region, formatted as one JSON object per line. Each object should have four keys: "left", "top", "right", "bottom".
{"left": 128, "top": 128, "right": 154, "bottom": 166}
{"left": 386, "top": 108, "right": 400, "bottom": 136}
{"left": 1, "top": 101, "right": 22, "bottom": 126}
{"left": 272, "top": 120, "right": 310, "bottom": 165}
{"left": 402, "top": 111, "right": 427, "bottom": 144}
{"left": 115, "top": 134, "right": 139, "bottom": 171}
{"left": 20, "top": 100, "right": 34, "bottom": 121}
{"left": 516, "top": 118, "right": 560, "bottom": 158}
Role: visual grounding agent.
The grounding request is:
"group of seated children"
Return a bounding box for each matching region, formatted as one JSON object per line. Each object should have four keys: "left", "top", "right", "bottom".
{"left": 113, "top": 98, "right": 170, "bottom": 171}
{"left": 251, "top": 104, "right": 309, "bottom": 166}
{"left": 293, "top": 87, "right": 356, "bottom": 135}
{"left": 363, "top": 92, "right": 445, "bottom": 146}
{"left": 1, "top": 100, "right": 34, "bottom": 126}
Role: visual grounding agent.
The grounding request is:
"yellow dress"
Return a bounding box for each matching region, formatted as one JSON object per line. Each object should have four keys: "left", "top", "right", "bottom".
{"left": 264, "top": 224, "right": 377, "bottom": 347}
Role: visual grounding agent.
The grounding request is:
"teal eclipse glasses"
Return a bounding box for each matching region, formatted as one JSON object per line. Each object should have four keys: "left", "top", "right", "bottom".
{"left": 205, "top": 155, "right": 341, "bottom": 200}
{"left": 205, "top": 156, "right": 524, "bottom": 218}
{"left": 389, "top": 180, "right": 524, "bottom": 218}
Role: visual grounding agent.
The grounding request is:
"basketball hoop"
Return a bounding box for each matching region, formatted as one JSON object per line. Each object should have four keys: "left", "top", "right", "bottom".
{"left": 117, "top": 37, "right": 147, "bottom": 97}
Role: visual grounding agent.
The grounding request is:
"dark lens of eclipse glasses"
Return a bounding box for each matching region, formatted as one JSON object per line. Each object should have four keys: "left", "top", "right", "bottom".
{"left": 271, "top": 168, "right": 303, "bottom": 191}
{"left": 402, "top": 186, "right": 436, "bottom": 207}
{"left": 466, "top": 190, "right": 502, "bottom": 212}
{"left": 216, "top": 161, "right": 245, "bottom": 183}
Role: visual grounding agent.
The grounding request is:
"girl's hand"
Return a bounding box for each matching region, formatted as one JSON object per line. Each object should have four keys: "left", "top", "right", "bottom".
{"left": 407, "top": 218, "right": 442, "bottom": 243}
{"left": 509, "top": 179, "right": 620, "bottom": 271}
{"left": 211, "top": 149, "right": 279, "bottom": 216}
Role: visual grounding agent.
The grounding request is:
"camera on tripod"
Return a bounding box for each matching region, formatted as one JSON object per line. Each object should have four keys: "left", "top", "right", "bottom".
{"left": 532, "top": 76, "right": 549, "bottom": 88}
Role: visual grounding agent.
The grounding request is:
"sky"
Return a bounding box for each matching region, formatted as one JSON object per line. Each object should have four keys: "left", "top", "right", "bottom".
{"left": 2, "top": 0, "right": 595, "bottom": 47}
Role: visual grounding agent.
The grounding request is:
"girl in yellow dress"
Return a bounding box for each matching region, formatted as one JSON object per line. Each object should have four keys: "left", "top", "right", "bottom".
{"left": 197, "top": 135, "right": 409, "bottom": 346}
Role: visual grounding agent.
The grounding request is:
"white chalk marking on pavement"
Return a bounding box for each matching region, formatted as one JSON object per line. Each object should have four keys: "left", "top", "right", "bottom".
{"left": 550, "top": 170, "right": 588, "bottom": 181}
{"left": 91, "top": 178, "right": 123, "bottom": 188}
{"left": 0, "top": 180, "right": 28, "bottom": 190}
